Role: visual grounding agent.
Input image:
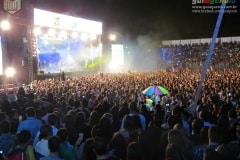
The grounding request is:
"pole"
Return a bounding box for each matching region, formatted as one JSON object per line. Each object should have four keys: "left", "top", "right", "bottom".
{"left": 193, "top": 3, "right": 226, "bottom": 113}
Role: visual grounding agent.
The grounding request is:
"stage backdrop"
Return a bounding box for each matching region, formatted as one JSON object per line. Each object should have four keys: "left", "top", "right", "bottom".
{"left": 33, "top": 8, "right": 102, "bottom": 74}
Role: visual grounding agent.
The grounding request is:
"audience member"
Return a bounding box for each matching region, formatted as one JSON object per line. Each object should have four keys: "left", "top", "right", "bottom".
{"left": 0, "top": 120, "right": 14, "bottom": 157}
{"left": 39, "top": 136, "right": 62, "bottom": 160}
{"left": 8, "top": 130, "right": 31, "bottom": 160}
{"left": 57, "top": 128, "right": 77, "bottom": 160}
{"left": 35, "top": 124, "right": 53, "bottom": 159}
{"left": 17, "top": 107, "right": 43, "bottom": 143}
{"left": 1, "top": 48, "right": 240, "bottom": 160}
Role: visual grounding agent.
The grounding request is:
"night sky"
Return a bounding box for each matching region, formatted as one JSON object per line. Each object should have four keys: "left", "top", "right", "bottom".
{"left": 1, "top": 0, "right": 240, "bottom": 41}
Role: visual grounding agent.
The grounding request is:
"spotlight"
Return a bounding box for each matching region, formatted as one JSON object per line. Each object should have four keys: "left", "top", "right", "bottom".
{"left": 0, "top": 20, "right": 10, "bottom": 31}
{"left": 5, "top": 67, "right": 16, "bottom": 78}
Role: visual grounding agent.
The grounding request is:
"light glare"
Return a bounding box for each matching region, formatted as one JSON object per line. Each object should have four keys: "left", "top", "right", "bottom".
{"left": 48, "top": 28, "right": 56, "bottom": 37}
{"left": 80, "top": 33, "right": 88, "bottom": 41}
{"left": 33, "top": 27, "right": 41, "bottom": 36}
{"left": 90, "top": 34, "right": 97, "bottom": 41}
{"left": 1, "top": 20, "right": 10, "bottom": 30}
{"left": 71, "top": 32, "right": 78, "bottom": 39}
{"left": 59, "top": 30, "right": 67, "bottom": 39}
{"left": 5, "top": 67, "right": 16, "bottom": 78}
{"left": 108, "top": 61, "right": 119, "bottom": 71}
{"left": 109, "top": 34, "right": 116, "bottom": 41}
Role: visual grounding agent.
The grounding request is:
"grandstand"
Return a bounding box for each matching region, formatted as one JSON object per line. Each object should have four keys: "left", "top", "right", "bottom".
{"left": 161, "top": 36, "right": 240, "bottom": 71}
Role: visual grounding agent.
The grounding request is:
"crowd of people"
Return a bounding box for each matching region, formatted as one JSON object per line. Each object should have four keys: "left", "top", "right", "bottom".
{"left": 163, "top": 41, "right": 240, "bottom": 71}
{"left": 0, "top": 42, "right": 239, "bottom": 159}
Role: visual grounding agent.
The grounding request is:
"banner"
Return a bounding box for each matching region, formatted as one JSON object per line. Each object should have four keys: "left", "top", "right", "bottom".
{"left": 3, "top": 0, "right": 21, "bottom": 14}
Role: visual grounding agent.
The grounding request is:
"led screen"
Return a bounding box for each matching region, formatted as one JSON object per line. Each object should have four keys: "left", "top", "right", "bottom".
{"left": 34, "top": 8, "right": 102, "bottom": 35}
{"left": 36, "top": 35, "right": 102, "bottom": 74}
{"left": 111, "top": 44, "right": 124, "bottom": 66}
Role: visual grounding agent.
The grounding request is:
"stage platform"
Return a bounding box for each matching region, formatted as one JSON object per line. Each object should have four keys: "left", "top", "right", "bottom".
{"left": 35, "top": 69, "right": 99, "bottom": 80}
